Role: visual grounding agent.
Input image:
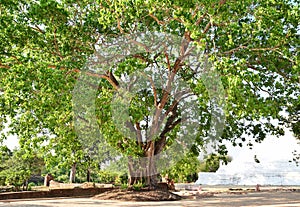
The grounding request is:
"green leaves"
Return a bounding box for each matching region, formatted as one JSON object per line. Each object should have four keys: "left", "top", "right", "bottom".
{"left": 0, "top": 148, "right": 44, "bottom": 190}
{"left": 0, "top": 0, "right": 299, "bottom": 182}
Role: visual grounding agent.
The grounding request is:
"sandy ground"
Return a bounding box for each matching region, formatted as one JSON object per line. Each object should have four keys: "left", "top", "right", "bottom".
{"left": 0, "top": 191, "right": 300, "bottom": 207}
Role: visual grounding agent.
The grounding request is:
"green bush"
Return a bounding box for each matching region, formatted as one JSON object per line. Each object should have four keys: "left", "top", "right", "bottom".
{"left": 162, "top": 155, "right": 201, "bottom": 183}
{"left": 56, "top": 174, "right": 69, "bottom": 183}
{"left": 114, "top": 173, "right": 128, "bottom": 185}
{"left": 132, "top": 182, "right": 144, "bottom": 191}
{"left": 28, "top": 182, "right": 36, "bottom": 187}
{"left": 97, "top": 171, "right": 118, "bottom": 184}
{"left": 0, "top": 173, "right": 7, "bottom": 186}
{"left": 3, "top": 170, "right": 31, "bottom": 191}
{"left": 121, "top": 183, "right": 128, "bottom": 190}
{"left": 27, "top": 182, "right": 36, "bottom": 191}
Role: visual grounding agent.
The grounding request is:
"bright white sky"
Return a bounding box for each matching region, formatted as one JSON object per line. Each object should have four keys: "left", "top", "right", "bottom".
{"left": 226, "top": 129, "right": 300, "bottom": 163}
{"left": 3, "top": 128, "right": 300, "bottom": 166}
{"left": 3, "top": 134, "right": 18, "bottom": 150}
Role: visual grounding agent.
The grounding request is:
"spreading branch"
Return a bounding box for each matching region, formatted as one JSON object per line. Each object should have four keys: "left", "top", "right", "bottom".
{"left": 135, "top": 122, "right": 143, "bottom": 146}
{"left": 48, "top": 66, "right": 120, "bottom": 90}
{"left": 155, "top": 118, "right": 182, "bottom": 155}
{"left": 53, "top": 28, "right": 64, "bottom": 60}
{"left": 117, "top": 18, "right": 124, "bottom": 34}
{"left": 0, "top": 63, "right": 10, "bottom": 69}
{"left": 164, "top": 52, "right": 171, "bottom": 71}
{"left": 224, "top": 44, "right": 280, "bottom": 55}
{"left": 143, "top": 73, "right": 158, "bottom": 106}
{"left": 148, "top": 13, "right": 164, "bottom": 25}
{"left": 203, "top": 22, "right": 212, "bottom": 34}
{"left": 29, "top": 25, "right": 45, "bottom": 34}
{"left": 195, "top": 13, "right": 207, "bottom": 26}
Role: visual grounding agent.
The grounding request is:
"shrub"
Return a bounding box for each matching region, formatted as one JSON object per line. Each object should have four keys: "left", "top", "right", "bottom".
{"left": 121, "top": 183, "right": 128, "bottom": 190}
{"left": 114, "top": 173, "right": 128, "bottom": 185}
{"left": 132, "top": 182, "right": 144, "bottom": 191}
{"left": 0, "top": 173, "right": 7, "bottom": 186}
{"left": 27, "top": 182, "right": 36, "bottom": 191}
{"left": 97, "top": 171, "right": 118, "bottom": 184}
{"left": 56, "top": 174, "right": 69, "bottom": 183}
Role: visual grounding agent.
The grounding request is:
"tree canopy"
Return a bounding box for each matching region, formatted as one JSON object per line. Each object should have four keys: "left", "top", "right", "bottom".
{"left": 0, "top": 0, "right": 299, "bottom": 185}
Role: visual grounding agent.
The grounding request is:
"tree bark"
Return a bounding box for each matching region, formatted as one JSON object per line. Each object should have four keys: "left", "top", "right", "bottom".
{"left": 128, "top": 141, "right": 160, "bottom": 188}
{"left": 69, "top": 162, "right": 77, "bottom": 183}
{"left": 87, "top": 168, "right": 91, "bottom": 182}
{"left": 126, "top": 34, "right": 192, "bottom": 188}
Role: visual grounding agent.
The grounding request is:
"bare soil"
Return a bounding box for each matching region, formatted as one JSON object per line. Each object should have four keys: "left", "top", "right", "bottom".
{"left": 2, "top": 186, "right": 300, "bottom": 207}
{"left": 93, "top": 189, "right": 182, "bottom": 201}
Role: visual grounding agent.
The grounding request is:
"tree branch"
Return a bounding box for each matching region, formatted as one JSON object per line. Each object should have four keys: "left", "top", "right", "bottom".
{"left": 117, "top": 18, "right": 124, "bottom": 34}
{"left": 223, "top": 45, "right": 247, "bottom": 55}
{"left": 224, "top": 44, "right": 280, "bottom": 55}
{"left": 172, "top": 31, "right": 193, "bottom": 73}
{"left": 0, "top": 63, "right": 10, "bottom": 69}
{"left": 135, "top": 122, "right": 143, "bottom": 146}
{"left": 148, "top": 13, "right": 164, "bottom": 25}
{"left": 144, "top": 73, "right": 158, "bottom": 106}
{"left": 195, "top": 13, "right": 207, "bottom": 26}
{"left": 165, "top": 91, "right": 193, "bottom": 116}
{"left": 247, "top": 63, "right": 290, "bottom": 82}
{"left": 155, "top": 117, "right": 182, "bottom": 155}
{"left": 132, "top": 54, "right": 153, "bottom": 64}
{"left": 128, "top": 39, "right": 152, "bottom": 53}
{"left": 53, "top": 28, "right": 64, "bottom": 60}
{"left": 203, "top": 22, "right": 212, "bottom": 34}
{"left": 164, "top": 52, "right": 171, "bottom": 71}
{"left": 49, "top": 66, "right": 120, "bottom": 90}
{"left": 29, "top": 25, "right": 45, "bottom": 34}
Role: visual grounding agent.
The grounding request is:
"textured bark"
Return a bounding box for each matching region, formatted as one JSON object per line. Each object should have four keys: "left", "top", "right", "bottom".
{"left": 69, "top": 162, "right": 77, "bottom": 183}
{"left": 87, "top": 168, "right": 91, "bottom": 182}
{"left": 126, "top": 33, "right": 192, "bottom": 188}
{"left": 128, "top": 141, "right": 160, "bottom": 188}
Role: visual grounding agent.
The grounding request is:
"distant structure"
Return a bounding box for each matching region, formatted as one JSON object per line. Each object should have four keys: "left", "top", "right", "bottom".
{"left": 196, "top": 160, "right": 300, "bottom": 185}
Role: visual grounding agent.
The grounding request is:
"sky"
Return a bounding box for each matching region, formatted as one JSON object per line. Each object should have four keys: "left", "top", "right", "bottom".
{"left": 3, "top": 128, "right": 300, "bottom": 166}
{"left": 3, "top": 134, "right": 18, "bottom": 150}
{"left": 225, "top": 129, "right": 300, "bottom": 163}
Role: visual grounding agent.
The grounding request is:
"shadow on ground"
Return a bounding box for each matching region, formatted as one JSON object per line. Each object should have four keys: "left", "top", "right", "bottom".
{"left": 1, "top": 191, "right": 300, "bottom": 207}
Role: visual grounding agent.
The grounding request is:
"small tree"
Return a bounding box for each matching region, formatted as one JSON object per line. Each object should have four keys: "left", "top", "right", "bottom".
{"left": 0, "top": 146, "right": 12, "bottom": 186}
{"left": 0, "top": 148, "right": 44, "bottom": 191}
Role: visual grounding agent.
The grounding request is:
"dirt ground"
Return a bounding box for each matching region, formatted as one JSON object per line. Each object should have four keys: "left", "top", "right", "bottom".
{"left": 93, "top": 189, "right": 182, "bottom": 201}
{"left": 1, "top": 190, "right": 300, "bottom": 207}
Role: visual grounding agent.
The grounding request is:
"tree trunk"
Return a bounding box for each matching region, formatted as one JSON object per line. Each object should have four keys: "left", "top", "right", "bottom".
{"left": 87, "top": 168, "right": 91, "bottom": 182}
{"left": 69, "top": 162, "right": 77, "bottom": 183}
{"left": 22, "top": 179, "right": 28, "bottom": 191}
{"left": 145, "top": 141, "right": 158, "bottom": 188}
{"left": 128, "top": 141, "right": 159, "bottom": 188}
{"left": 128, "top": 157, "right": 142, "bottom": 185}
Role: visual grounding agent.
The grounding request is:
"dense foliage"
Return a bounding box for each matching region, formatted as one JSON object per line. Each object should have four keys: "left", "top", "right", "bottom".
{"left": 0, "top": 0, "right": 299, "bottom": 185}
{"left": 0, "top": 146, "right": 44, "bottom": 190}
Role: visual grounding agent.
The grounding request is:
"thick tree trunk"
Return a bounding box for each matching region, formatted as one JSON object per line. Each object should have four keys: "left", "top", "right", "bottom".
{"left": 69, "top": 162, "right": 77, "bottom": 183}
{"left": 128, "top": 141, "right": 159, "bottom": 188}
{"left": 145, "top": 142, "right": 158, "bottom": 188}
{"left": 128, "top": 157, "right": 142, "bottom": 185}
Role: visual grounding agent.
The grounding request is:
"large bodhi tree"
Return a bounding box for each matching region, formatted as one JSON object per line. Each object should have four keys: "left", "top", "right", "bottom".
{"left": 0, "top": 0, "right": 299, "bottom": 185}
